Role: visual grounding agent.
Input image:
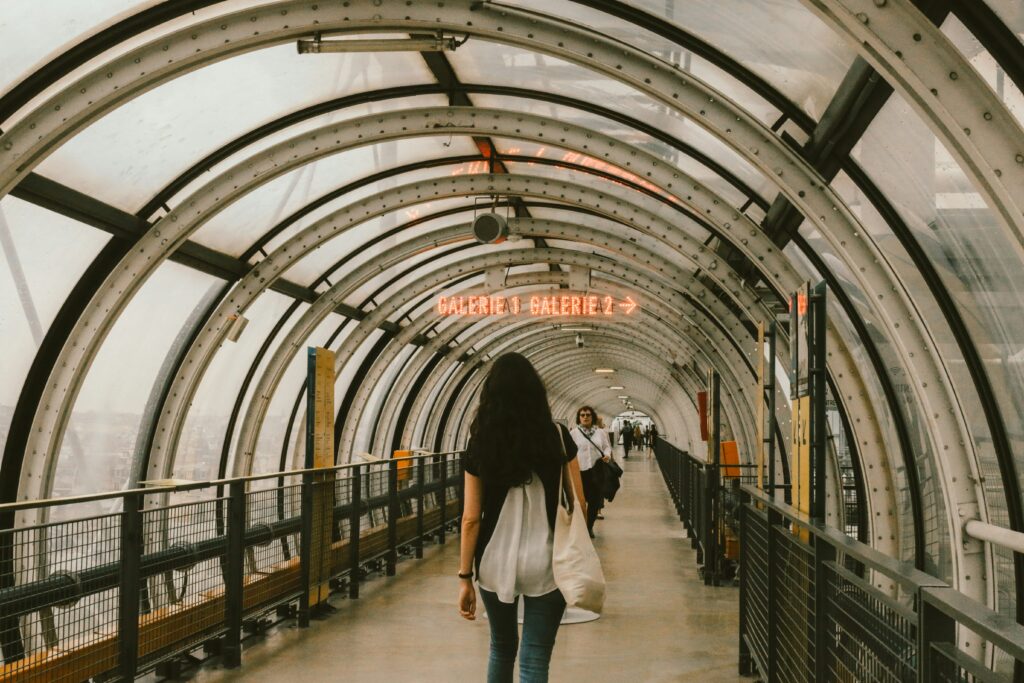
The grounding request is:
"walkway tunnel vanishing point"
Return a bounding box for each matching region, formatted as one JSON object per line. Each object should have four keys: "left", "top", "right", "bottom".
{"left": 2, "top": 0, "right": 1024, "bottom": 680}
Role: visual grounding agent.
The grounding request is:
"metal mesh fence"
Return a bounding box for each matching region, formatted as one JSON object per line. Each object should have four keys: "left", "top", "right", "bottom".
{"left": 822, "top": 561, "right": 916, "bottom": 682}
{"left": 137, "top": 494, "right": 226, "bottom": 668}
{"left": 1, "top": 510, "right": 121, "bottom": 683}
{"left": 245, "top": 481, "right": 303, "bottom": 613}
{"left": 773, "top": 526, "right": 815, "bottom": 683}
{"left": 743, "top": 506, "right": 770, "bottom": 674}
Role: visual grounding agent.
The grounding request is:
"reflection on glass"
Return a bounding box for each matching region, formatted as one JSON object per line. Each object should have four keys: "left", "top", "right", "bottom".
{"left": 53, "top": 262, "right": 222, "bottom": 497}
{"left": 0, "top": 198, "right": 109, "bottom": 458}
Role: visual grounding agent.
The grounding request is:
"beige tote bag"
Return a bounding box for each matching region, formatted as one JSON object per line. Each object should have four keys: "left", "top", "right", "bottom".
{"left": 552, "top": 464, "right": 606, "bottom": 613}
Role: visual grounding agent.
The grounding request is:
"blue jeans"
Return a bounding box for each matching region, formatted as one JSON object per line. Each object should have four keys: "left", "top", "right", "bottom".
{"left": 479, "top": 588, "right": 566, "bottom": 683}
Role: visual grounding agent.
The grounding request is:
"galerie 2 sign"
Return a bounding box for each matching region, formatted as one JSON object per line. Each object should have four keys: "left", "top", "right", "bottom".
{"left": 436, "top": 294, "right": 639, "bottom": 317}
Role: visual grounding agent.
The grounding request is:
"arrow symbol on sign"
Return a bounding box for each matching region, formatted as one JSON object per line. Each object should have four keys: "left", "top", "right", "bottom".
{"left": 618, "top": 296, "right": 638, "bottom": 314}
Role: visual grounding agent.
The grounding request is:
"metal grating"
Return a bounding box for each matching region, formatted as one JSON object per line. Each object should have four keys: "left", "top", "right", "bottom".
{"left": 744, "top": 506, "right": 770, "bottom": 674}
{"left": 137, "top": 494, "right": 227, "bottom": 668}
{"left": 245, "top": 481, "right": 303, "bottom": 612}
{"left": 822, "top": 561, "right": 916, "bottom": 682}
{"left": 1, "top": 511, "right": 121, "bottom": 682}
{"left": 773, "top": 526, "right": 815, "bottom": 683}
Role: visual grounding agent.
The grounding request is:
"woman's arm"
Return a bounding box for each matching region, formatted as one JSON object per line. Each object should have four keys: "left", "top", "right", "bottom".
{"left": 566, "top": 457, "right": 588, "bottom": 520}
{"left": 458, "top": 471, "right": 483, "bottom": 620}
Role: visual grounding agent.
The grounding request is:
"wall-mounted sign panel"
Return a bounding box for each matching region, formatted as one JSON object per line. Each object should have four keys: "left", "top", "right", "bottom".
{"left": 436, "top": 293, "right": 638, "bottom": 317}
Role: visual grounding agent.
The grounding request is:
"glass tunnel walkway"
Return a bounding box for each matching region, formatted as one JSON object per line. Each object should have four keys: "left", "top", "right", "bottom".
{"left": 3, "top": 0, "right": 1024, "bottom": 681}
{"left": 187, "top": 451, "right": 743, "bottom": 683}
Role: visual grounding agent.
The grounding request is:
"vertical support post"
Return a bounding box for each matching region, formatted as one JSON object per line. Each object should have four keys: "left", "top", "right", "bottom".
{"left": 706, "top": 370, "right": 721, "bottom": 586}
{"left": 766, "top": 507, "right": 781, "bottom": 682}
{"left": 811, "top": 283, "right": 828, "bottom": 522}
{"left": 438, "top": 454, "right": 448, "bottom": 545}
{"left": 918, "top": 588, "right": 956, "bottom": 683}
{"left": 738, "top": 491, "right": 752, "bottom": 675}
{"left": 416, "top": 457, "right": 425, "bottom": 559}
{"left": 298, "top": 471, "right": 313, "bottom": 628}
{"left": 349, "top": 464, "right": 361, "bottom": 599}
{"left": 0, "top": 510, "right": 25, "bottom": 663}
{"left": 813, "top": 534, "right": 836, "bottom": 682}
{"left": 118, "top": 492, "right": 143, "bottom": 680}
{"left": 387, "top": 458, "right": 398, "bottom": 576}
{"left": 767, "top": 322, "right": 777, "bottom": 499}
{"left": 223, "top": 480, "right": 246, "bottom": 668}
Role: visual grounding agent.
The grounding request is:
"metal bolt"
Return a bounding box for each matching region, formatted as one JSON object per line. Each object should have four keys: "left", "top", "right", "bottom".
{"left": 856, "top": 12, "right": 869, "bottom": 23}
{"left": 873, "top": 0, "right": 886, "bottom": 6}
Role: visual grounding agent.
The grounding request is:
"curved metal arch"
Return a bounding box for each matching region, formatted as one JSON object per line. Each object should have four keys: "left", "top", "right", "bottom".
{"left": 803, "top": 0, "right": 1024, "bottom": 262}
{"left": 426, "top": 304, "right": 756, "bottom": 461}
{"left": 150, "top": 156, "right": 784, "bottom": 486}
{"left": 493, "top": 338, "right": 749, "bottom": 454}
{"left": 444, "top": 346, "right": 716, "bottom": 455}
{"left": 391, "top": 313, "right": 694, "bottom": 455}
{"left": 327, "top": 252, "right": 760, "bottom": 465}
{"left": 376, "top": 305, "right": 713, "bottom": 459}
{"left": 0, "top": 5, "right": 985, "bottom": 567}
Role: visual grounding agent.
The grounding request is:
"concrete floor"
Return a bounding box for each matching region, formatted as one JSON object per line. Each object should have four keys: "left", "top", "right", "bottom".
{"left": 190, "top": 450, "right": 747, "bottom": 682}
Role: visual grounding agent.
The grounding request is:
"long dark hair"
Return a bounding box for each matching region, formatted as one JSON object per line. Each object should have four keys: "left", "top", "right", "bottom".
{"left": 466, "top": 353, "right": 562, "bottom": 488}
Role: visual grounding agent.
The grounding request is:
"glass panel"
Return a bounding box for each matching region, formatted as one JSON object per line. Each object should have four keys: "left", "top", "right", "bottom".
{"left": 0, "top": 197, "right": 109, "bottom": 458}
{"left": 473, "top": 2, "right": 784, "bottom": 123}
{"left": 620, "top": 0, "right": 855, "bottom": 120}
{"left": 334, "top": 327, "right": 387, "bottom": 464}
{"left": 165, "top": 93, "right": 456, "bottom": 214}
{"left": 189, "top": 136, "right": 479, "bottom": 257}
{"left": 1, "top": 1, "right": 264, "bottom": 125}
{"left": 982, "top": 2, "right": 1024, "bottom": 43}
{"left": 855, "top": 91, "right": 1024, "bottom": 612}
{"left": 412, "top": 361, "right": 460, "bottom": 450}
{"left": 52, "top": 261, "right": 222, "bottom": 495}
{"left": 450, "top": 40, "right": 774, "bottom": 201}
{"left": 941, "top": 15, "right": 1024, "bottom": 128}
{"left": 250, "top": 313, "right": 350, "bottom": 476}
{"left": 36, "top": 45, "right": 439, "bottom": 213}
{"left": 282, "top": 197, "right": 475, "bottom": 288}
{"left": 0, "top": 1, "right": 145, "bottom": 99}
{"left": 353, "top": 344, "right": 417, "bottom": 455}
{"left": 175, "top": 291, "right": 300, "bottom": 481}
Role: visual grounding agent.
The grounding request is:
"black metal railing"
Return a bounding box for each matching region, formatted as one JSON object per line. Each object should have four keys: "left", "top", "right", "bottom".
{"left": 0, "top": 451, "right": 464, "bottom": 682}
{"left": 738, "top": 484, "right": 1024, "bottom": 683}
{"left": 653, "top": 437, "right": 756, "bottom": 586}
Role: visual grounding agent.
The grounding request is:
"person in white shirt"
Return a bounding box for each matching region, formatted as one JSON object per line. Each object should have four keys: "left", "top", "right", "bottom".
{"left": 569, "top": 406, "right": 612, "bottom": 537}
{"left": 458, "top": 353, "right": 587, "bottom": 683}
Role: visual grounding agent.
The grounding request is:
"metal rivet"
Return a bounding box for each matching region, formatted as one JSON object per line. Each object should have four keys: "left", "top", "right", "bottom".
{"left": 950, "top": 71, "right": 959, "bottom": 80}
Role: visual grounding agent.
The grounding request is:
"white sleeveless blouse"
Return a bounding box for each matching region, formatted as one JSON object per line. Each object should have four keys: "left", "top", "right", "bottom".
{"left": 477, "top": 475, "right": 557, "bottom": 604}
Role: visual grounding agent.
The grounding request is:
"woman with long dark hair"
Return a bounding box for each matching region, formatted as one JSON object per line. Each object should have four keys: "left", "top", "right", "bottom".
{"left": 457, "top": 353, "right": 586, "bottom": 683}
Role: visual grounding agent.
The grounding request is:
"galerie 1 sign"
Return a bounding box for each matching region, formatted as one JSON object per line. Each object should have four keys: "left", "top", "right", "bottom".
{"left": 436, "top": 294, "right": 639, "bottom": 317}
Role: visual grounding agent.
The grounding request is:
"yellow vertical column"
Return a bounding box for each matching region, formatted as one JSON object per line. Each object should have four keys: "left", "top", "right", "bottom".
{"left": 309, "top": 347, "right": 336, "bottom": 606}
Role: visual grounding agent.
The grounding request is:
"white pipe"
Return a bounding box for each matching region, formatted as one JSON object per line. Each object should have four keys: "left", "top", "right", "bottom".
{"left": 964, "top": 519, "right": 1024, "bottom": 554}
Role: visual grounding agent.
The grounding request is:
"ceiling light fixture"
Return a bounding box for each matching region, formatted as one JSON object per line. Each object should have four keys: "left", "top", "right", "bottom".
{"left": 594, "top": 368, "right": 615, "bottom": 373}
{"left": 609, "top": 385, "right": 624, "bottom": 390}
{"left": 298, "top": 33, "right": 462, "bottom": 54}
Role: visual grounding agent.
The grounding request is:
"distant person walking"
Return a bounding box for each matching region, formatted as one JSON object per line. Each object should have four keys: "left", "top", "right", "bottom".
{"left": 570, "top": 406, "right": 612, "bottom": 537}
{"left": 458, "top": 353, "right": 586, "bottom": 683}
{"left": 621, "top": 422, "right": 633, "bottom": 459}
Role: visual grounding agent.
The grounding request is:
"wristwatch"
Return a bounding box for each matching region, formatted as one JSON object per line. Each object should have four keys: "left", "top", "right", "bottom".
{"left": 458, "top": 571, "right": 474, "bottom": 580}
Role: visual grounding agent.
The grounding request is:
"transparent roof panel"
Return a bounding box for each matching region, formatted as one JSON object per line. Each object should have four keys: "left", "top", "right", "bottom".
{"left": 249, "top": 312, "right": 347, "bottom": 476}
{"left": 474, "top": 2, "right": 783, "bottom": 123}
{"left": 189, "top": 136, "right": 478, "bottom": 257}
{"left": 165, "top": 93, "right": 455, "bottom": 215}
{"left": 474, "top": 94, "right": 754, "bottom": 207}
{"left": 854, "top": 92, "right": 1024, "bottom": 534}
{"left": 36, "top": 44, "right": 437, "bottom": 213}
{"left": 618, "top": 0, "right": 856, "bottom": 120}
{"left": 0, "top": 0, "right": 142, "bottom": 99}
{"left": 53, "top": 260, "right": 223, "bottom": 496}
{"left": 450, "top": 41, "right": 773, "bottom": 200}
{"left": 0, "top": 197, "right": 110, "bottom": 456}
{"left": 284, "top": 196, "right": 476, "bottom": 289}
{"left": 941, "top": 15, "right": 1024, "bottom": 128}
{"left": 177, "top": 291, "right": 300, "bottom": 481}
{"left": 252, "top": 158, "right": 490, "bottom": 263}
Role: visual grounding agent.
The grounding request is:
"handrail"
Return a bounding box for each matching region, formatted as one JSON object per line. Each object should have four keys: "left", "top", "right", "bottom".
{"left": 964, "top": 518, "right": 1024, "bottom": 555}
{"left": 741, "top": 483, "right": 943, "bottom": 591}
{"left": 0, "top": 450, "right": 463, "bottom": 513}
